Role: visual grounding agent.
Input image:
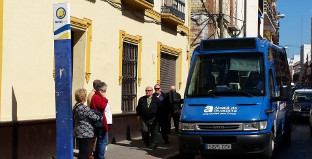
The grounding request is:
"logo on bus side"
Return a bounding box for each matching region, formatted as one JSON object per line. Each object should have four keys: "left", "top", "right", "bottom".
{"left": 204, "top": 106, "right": 214, "bottom": 112}
{"left": 203, "top": 106, "right": 237, "bottom": 116}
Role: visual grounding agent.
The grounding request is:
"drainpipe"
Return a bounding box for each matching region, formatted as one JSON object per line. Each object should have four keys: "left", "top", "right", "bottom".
{"left": 219, "top": 0, "right": 224, "bottom": 38}
{"left": 244, "top": 0, "right": 247, "bottom": 37}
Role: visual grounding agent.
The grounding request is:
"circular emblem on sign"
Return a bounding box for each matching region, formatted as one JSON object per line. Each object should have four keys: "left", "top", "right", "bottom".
{"left": 56, "top": 7, "right": 66, "bottom": 19}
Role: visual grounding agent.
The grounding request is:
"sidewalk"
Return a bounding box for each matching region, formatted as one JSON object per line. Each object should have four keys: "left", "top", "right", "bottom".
{"left": 74, "top": 132, "right": 179, "bottom": 159}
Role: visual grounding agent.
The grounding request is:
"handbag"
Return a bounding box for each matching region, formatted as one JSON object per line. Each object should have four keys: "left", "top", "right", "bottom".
{"left": 91, "top": 109, "right": 103, "bottom": 128}
{"left": 91, "top": 109, "right": 104, "bottom": 135}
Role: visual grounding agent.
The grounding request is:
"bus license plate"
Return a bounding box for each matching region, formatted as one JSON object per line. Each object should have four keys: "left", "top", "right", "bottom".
{"left": 206, "top": 144, "right": 231, "bottom": 150}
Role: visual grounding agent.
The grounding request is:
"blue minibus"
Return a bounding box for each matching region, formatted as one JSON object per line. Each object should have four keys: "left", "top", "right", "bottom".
{"left": 175, "top": 38, "right": 291, "bottom": 159}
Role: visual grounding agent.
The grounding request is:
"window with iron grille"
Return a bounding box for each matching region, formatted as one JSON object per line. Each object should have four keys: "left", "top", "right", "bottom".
{"left": 122, "top": 42, "right": 138, "bottom": 112}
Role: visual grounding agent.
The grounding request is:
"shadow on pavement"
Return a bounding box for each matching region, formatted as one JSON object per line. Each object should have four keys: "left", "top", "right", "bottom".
{"left": 113, "top": 132, "right": 179, "bottom": 159}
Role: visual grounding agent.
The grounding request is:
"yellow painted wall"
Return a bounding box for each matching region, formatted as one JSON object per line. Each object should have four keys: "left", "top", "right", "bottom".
{"left": 0, "top": 0, "right": 3, "bottom": 120}
{"left": 1, "top": 0, "right": 189, "bottom": 120}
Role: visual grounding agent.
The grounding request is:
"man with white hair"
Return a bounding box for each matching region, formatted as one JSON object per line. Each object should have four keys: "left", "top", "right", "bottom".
{"left": 136, "top": 86, "right": 161, "bottom": 150}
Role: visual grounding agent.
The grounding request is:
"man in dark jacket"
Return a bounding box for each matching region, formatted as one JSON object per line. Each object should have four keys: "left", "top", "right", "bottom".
{"left": 136, "top": 86, "right": 160, "bottom": 149}
{"left": 152, "top": 84, "right": 171, "bottom": 143}
{"left": 153, "top": 84, "right": 166, "bottom": 102}
{"left": 169, "top": 86, "right": 182, "bottom": 134}
{"left": 153, "top": 84, "right": 171, "bottom": 144}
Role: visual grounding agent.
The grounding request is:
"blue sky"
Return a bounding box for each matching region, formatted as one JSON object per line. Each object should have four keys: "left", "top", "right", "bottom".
{"left": 277, "top": 0, "right": 312, "bottom": 58}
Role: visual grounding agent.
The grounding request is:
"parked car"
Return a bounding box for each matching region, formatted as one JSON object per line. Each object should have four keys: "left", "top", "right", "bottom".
{"left": 292, "top": 89, "right": 312, "bottom": 121}
{"left": 294, "top": 83, "right": 310, "bottom": 90}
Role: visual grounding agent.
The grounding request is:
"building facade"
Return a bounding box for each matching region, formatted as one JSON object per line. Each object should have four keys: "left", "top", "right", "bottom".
{"left": 299, "top": 44, "right": 311, "bottom": 86}
{"left": 0, "top": 0, "right": 190, "bottom": 158}
{"left": 189, "top": 0, "right": 242, "bottom": 53}
{"left": 189, "top": 0, "right": 281, "bottom": 51}
{"left": 288, "top": 55, "right": 301, "bottom": 84}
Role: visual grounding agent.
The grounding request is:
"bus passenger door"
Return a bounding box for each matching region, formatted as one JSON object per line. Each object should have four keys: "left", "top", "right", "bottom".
{"left": 269, "top": 70, "right": 284, "bottom": 138}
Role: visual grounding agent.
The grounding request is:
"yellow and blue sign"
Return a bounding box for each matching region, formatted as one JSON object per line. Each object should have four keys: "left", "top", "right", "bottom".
{"left": 53, "top": 3, "right": 73, "bottom": 159}
{"left": 53, "top": 3, "right": 71, "bottom": 40}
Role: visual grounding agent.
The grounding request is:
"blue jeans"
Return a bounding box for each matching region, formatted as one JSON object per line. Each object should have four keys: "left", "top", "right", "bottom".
{"left": 94, "top": 130, "right": 108, "bottom": 159}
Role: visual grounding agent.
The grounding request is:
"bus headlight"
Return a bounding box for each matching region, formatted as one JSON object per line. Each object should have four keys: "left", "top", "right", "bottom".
{"left": 243, "top": 121, "right": 267, "bottom": 131}
{"left": 180, "top": 122, "right": 196, "bottom": 131}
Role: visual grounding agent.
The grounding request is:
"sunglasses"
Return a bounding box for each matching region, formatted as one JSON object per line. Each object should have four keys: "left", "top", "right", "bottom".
{"left": 145, "top": 90, "right": 153, "bottom": 92}
{"left": 154, "top": 88, "right": 160, "bottom": 90}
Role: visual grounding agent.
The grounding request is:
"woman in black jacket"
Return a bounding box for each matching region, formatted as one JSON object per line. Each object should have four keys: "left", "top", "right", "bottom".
{"left": 73, "top": 88, "right": 102, "bottom": 159}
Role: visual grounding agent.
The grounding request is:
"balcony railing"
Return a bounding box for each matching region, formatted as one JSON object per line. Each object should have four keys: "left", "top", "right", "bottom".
{"left": 146, "top": 0, "right": 154, "bottom": 4}
{"left": 161, "top": 0, "right": 185, "bottom": 20}
{"left": 264, "top": 0, "right": 278, "bottom": 29}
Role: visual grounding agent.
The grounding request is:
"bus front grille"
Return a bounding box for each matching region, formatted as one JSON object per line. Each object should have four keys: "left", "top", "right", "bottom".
{"left": 197, "top": 123, "right": 242, "bottom": 131}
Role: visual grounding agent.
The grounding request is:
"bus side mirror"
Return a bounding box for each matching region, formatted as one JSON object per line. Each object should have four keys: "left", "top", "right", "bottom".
{"left": 271, "top": 85, "right": 288, "bottom": 102}
{"left": 279, "top": 85, "right": 289, "bottom": 101}
{"left": 169, "top": 90, "right": 183, "bottom": 104}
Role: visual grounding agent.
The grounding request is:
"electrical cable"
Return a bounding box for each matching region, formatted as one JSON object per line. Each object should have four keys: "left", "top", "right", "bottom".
{"left": 190, "top": 21, "right": 209, "bottom": 47}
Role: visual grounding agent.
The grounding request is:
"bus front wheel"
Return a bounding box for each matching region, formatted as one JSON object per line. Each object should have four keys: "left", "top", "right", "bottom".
{"left": 263, "top": 132, "right": 274, "bottom": 159}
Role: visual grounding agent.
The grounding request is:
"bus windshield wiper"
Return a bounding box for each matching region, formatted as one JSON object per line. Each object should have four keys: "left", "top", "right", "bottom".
{"left": 224, "top": 90, "right": 253, "bottom": 97}
{"left": 238, "top": 90, "right": 253, "bottom": 97}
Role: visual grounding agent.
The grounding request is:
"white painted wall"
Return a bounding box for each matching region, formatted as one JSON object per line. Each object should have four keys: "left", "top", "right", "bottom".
{"left": 293, "top": 54, "right": 300, "bottom": 63}
{"left": 246, "top": 0, "right": 259, "bottom": 37}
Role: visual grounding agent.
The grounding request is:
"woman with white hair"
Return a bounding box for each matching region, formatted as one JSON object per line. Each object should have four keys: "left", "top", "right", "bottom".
{"left": 73, "top": 88, "right": 102, "bottom": 159}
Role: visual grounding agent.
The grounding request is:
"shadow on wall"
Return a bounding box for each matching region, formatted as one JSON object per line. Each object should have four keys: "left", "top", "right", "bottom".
{"left": 87, "top": 0, "right": 96, "bottom": 3}
{"left": 12, "top": 87, "right": 18, "bottom": 159}
{"left": 0, "top": 87, "right": 57, "bottom": 159}
{"left": 12, "top": 87, "right": 17, "bottom": 121}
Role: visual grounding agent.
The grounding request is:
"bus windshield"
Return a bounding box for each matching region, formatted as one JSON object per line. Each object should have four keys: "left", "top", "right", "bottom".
{"left": 186, "top": 52, "right": 265, "bottom": 97}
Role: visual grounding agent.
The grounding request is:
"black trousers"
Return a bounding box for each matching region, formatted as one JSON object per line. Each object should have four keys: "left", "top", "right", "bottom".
{"left": 172, "top": 112, "right": 180, "bottom": 133}
{"left": 140, "top": 118, "right": 159, "bottom": 148}
{"left": 160, "top": 118, "right": 171, "bottom": 142}
{"left": 77, "top": 138, "right": 93, "bottom": 159}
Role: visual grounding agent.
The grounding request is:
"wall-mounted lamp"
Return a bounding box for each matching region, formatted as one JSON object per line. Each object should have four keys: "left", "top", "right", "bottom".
{"left": 277, "top": 14, "right": 285, "bottom": 19}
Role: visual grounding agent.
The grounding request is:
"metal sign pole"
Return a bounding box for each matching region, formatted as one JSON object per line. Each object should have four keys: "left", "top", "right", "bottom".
{"left": 53, "top": 3, "right": 73, "bottom": 159}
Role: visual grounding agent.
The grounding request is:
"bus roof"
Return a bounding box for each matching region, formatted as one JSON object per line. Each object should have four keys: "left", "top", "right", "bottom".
{"left": 199, "top": 37, "right": 285, "bottom": 52}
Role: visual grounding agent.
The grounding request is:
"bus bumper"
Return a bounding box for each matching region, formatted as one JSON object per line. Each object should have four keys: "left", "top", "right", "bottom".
{"left": 178, "top": 133, "right": 271, "bottom": 155}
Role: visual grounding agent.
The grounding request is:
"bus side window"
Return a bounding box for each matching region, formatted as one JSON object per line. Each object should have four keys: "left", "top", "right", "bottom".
{"left": 269, "top": 71, "right": 275, "bottom": 98}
